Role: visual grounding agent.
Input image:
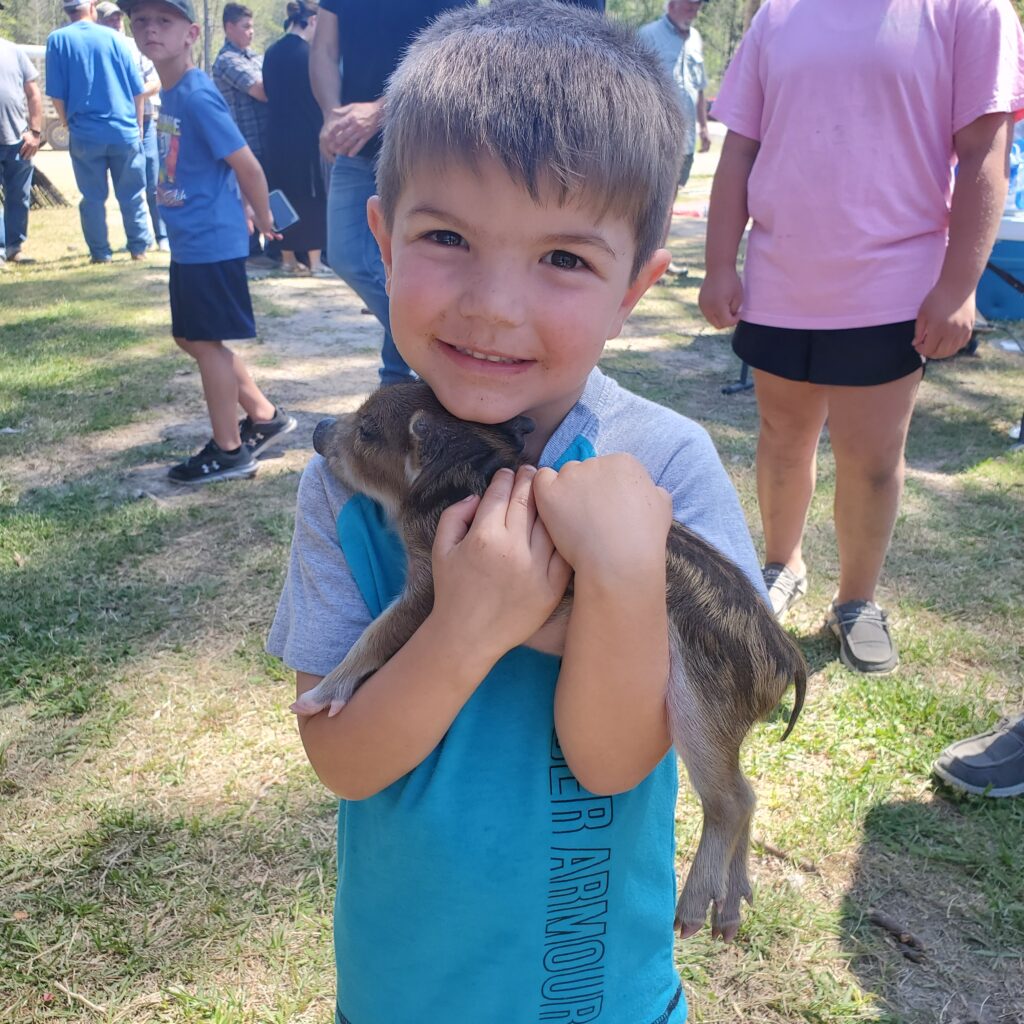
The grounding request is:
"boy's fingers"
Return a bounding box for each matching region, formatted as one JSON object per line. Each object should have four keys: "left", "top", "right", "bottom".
{"left": 434, "top": 494, "right": 480, "bottom": 552}
{"left": 475, "top": 467, "right": 516, "bottom": 523}
{"left": 505, "top": 465, "right": 538, "bottom": 530}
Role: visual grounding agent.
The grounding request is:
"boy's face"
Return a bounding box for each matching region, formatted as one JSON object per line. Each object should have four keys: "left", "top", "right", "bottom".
{"left": 368, "top": 159, "right": 668, "bottom": 445}
{"left": 130, "top": 2, "right": 198, "bottom": 61}
{"left": 225, "top": 15, "right": 254, "bottom": 49}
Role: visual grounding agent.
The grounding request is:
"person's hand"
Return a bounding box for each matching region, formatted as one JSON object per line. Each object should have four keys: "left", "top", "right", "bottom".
{"left": 698, "top": 125, "right": 711, "bottom": 153}
{"left": 532, "top": 455, "right": 672, "bottom": 581}
{"left": 247, "top": 204, "right": 282, "bottom": 241}
{"left": 430, "top": 466, "right": 572, "bottom": 659}
{"left": 913, "top": 285, "right": 975, "bottom": 360}
{"left": 321, "top": 100, "right": 385, "bottom": 159}
{"left": 19, "top": 130, "right": 40, "bottom": 160}
{"left": 699, "top": 266, "right": 743, "bottom": 329}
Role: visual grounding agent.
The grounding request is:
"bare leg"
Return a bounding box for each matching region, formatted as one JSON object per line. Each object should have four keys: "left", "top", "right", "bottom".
{"left": 307, "top": 249, "right": 324, "bottom": 272}
{"left": 174, "top": 338, "right": 276, "bottom": 449}
{"left": 281, "top": 250, "right": 299, "bottom": 269}
{"left": 752, "top": 371, "right": 829, "bottom": 575}
{"left": 824, "top": 369, "right": 923, "bottom": 603}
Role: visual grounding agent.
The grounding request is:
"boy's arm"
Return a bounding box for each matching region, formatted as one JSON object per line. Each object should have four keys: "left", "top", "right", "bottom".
{"left": 294, "top": 467, "right": 571, "bottom": 800}
{"left": 223, "top": 144, "right": 278, "bottom": 238}
{"left": 698, "top": 129, "right": 760, "bottom": 329}
{"left": 913, "top": 111, "right": 1012, "bottom": 360}
{"left": 533, "top": 456, "right": 674, "bottom": 796}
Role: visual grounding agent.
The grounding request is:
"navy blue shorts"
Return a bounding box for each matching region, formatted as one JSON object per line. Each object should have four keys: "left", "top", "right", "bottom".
{"left": 733, "top": 319, "right": 925, "bottom": 386}
{"left": 169, "top": 257, "right": 256, "bottom": 342}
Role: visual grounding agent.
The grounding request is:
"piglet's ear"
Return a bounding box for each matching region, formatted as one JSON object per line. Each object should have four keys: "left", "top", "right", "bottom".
{"left": 409, "top": 411, "right": 446, "bottom": 464}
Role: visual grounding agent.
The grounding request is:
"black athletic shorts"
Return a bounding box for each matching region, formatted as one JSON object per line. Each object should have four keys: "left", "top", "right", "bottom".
{"left": 169, "top": 257, "right": 256, "bottom": 342}
{"left": 732, "top": 319, "right": 926, "bottom": 386}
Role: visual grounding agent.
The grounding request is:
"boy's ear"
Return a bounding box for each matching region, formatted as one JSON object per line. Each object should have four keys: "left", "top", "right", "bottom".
{"left": 366, "top": 196, "right": 393, "bottom": 294}
{"left": 607, "top": 247, "right": 672, "bottom": 341}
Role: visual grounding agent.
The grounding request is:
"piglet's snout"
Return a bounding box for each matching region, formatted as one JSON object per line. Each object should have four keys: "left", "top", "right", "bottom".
{"left": 312, "top": 418, "right": 337, "bottom": 456}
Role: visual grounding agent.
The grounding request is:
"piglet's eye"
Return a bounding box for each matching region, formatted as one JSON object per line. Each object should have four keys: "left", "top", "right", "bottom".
{"left": 358, "top": 420, "right": 378, "bottom": 443}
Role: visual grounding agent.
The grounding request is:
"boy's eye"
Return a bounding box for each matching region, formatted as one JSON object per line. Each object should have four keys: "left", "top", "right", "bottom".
{"left": 426, "top": 229, "right": 464, "bottom": 247}
{"left": 545, "top": 249, "right": 587, "bottom": 271}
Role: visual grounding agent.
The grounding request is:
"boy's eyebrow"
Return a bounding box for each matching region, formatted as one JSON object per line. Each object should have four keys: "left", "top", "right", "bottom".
{"left": 407, "top": 205, "right": 618, "bottom": 259}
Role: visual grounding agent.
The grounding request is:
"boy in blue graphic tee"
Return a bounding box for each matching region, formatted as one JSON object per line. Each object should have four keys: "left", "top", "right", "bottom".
{"left": 121, "top": 0, "right": 296, "bottom": 485}
{"left": 269, "top": 3, "right": 766, "bottom": 1021}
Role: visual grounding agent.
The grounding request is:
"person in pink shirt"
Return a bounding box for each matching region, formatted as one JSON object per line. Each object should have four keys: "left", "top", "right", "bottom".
{"left": 700, "top": 0, "right": 1024, "bottom": 673}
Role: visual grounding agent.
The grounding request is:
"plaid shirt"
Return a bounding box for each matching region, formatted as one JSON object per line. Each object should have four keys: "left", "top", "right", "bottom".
{"left": 211, "top": 41, "right": 269, "bottom": 158}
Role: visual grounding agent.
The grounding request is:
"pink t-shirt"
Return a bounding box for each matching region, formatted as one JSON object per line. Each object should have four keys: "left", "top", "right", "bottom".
{"left": 713, "top": 0, "right": 1024, "bottom": 329}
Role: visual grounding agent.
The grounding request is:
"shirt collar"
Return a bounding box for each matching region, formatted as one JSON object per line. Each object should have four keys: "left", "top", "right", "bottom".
{"left": 662, "top": 14, "right": 690, "bottom": 41}
{"left": 220, "top": 40, "right": 254, "bottom": 57}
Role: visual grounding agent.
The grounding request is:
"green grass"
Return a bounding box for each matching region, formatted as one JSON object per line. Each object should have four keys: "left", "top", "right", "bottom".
{"left": 1, "top": 188, "right": 1023, "bottom": 1023}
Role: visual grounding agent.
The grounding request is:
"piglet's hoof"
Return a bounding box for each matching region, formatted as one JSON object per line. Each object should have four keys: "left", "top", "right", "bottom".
{"left": 290, "top": 692, "right": 346, "bottom": 718}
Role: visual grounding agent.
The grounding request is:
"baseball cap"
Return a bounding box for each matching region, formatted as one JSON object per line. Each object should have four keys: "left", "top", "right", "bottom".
{"left": 62, "top": 0, "right": 92, "bottom": 9}
{"left": 96, "top": 1, "right": 122, "bottom": 15}
{"left": 118, "top": 0, "right": 197, "bottom": 20}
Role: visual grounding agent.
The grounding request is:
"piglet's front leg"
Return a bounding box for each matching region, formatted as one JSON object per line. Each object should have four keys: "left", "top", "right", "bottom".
{"left": 291, "top": 574, "right": 435, "bottom": 718}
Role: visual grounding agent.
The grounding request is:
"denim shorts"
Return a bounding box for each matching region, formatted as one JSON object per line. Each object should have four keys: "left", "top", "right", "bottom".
{"left": 733, "top": 319, "right": 926, "bottom": 386}
{"left": 169, "top": 257, "right": 256, "bottom": 342}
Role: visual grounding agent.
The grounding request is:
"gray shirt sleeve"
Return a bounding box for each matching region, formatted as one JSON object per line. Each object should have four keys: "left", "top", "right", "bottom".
{"left": 266, "top": 456, "right": 373, "bottom": 677}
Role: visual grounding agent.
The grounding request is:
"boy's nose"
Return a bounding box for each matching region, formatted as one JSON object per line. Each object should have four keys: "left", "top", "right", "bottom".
{"left": 457, "top": 270, "right": 525, "bottom": 328}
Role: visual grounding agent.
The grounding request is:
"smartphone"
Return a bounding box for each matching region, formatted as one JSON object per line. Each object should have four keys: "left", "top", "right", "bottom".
{"left": 268, "top": 189, "right": 300, "bottom": 232}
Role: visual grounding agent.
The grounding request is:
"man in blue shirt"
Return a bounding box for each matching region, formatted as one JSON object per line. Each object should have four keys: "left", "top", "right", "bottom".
{"left": 45, "top": 0, "right": 151, "bottom": 262}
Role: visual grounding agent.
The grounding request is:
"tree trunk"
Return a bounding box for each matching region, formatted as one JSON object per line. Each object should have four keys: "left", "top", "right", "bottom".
{"left": 742, "top": 0, "right": 761, "bottom": 32}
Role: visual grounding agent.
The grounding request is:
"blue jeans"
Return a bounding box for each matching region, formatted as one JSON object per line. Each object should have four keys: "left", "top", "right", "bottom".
{"left": 327, "top": 153, "right": 412, "bottom": 385}
{"left": 0, "top": 142, "right": 34, "bottom": 258}
{"left": 69, "top": 135, "right": 151, "bottom": 259}
{"left": 142, "top": 119, "right": 165, "bottom": 243}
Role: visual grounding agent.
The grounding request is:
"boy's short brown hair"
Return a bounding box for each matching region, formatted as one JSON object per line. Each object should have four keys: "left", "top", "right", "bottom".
{"left": 376, "top": 0, "right": 686, "bottom": 279}
{"left": 222, "top": 2, "right": 252, "bottom": 26}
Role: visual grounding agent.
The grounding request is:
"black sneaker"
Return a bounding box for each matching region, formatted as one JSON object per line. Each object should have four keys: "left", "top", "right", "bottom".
{"left": 167, "top": 439, "right": 258, "bottom": 485}
{"left": 240, "top": 407, "right": 297, "bottom": 458}
{"left": 933, "top": 716, "right": 1024, "bottom": 798}
{"left": 827, "top": 599, "right": 899, "bottom": 674}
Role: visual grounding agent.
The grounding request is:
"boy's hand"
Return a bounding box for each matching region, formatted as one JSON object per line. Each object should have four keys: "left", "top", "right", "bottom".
{"left": 431, "top": 466, "right": 572, "bottom": 659}
{"left": 699, "top": 267, "right": 744, "bottom": 329}
{"left": 250, "top": 205, "right": 282, "bottom": 241}
{"left": 532, "top": 455, "right": 672, "bottom": 580}
{"left": 912, "top": 285, "right": 974, "bottom": 360}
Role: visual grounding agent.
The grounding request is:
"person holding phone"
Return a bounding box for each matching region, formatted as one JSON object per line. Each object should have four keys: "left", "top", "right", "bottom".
{"left": 121, "top": 0, "right": 297, "bottom": 483}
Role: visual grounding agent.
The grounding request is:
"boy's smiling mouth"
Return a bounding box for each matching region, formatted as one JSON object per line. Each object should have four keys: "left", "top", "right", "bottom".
{"left": 445, "top": 341, "right": 531, "bottom": 366}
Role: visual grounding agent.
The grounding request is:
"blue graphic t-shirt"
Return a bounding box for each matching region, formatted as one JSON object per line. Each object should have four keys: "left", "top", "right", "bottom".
{"left": 269, "top": 369, "right": 768, "bottom": 1023}
{"left": 156, "top": 68, "right": 248, "bottom": 264}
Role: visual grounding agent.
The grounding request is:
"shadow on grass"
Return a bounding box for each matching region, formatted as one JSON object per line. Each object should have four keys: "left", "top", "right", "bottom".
{"left": 839, "top": 796, "right": 1024, "bottom": 1024}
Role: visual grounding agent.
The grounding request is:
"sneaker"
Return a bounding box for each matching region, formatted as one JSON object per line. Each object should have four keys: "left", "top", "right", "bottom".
{"left": 167, "top": 439, "right": 258, "bottom": 485}
{"left": 827, "top": 599, "right": 899, "bottom": 674}
{"left": 157, "top": 239, "right": 171, "bottom": 252}
{"left": 131, "top": 251, "right": 147, "bottom": 262}
{"left": 239, "top": 407, "right": 298, "bottom": 458}
{"left": 932, "top": 716, "right": 1024, "bottom": 798}
{"left": 90, "top": 255, "right": 112, "bottom": 265}
{"left": 762, "top": 562, "right": 808, "bottom": 618}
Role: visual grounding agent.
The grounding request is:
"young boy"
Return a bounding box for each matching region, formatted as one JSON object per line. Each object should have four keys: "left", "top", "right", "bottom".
{"left": 269, "top": 3, "right": 765, "bottom": 1020}
{"left": 120, "top": 0, "right": 296, "bottom": 484}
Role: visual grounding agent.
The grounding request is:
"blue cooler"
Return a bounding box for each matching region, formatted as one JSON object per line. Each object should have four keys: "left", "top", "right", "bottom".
{"left": 977, "top": 214, "right": 1024, "bottom": 320}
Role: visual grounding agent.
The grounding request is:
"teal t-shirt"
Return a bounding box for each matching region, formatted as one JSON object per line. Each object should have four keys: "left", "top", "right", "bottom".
{"left": 331, "top": 439, "right": 684, "bottom": 1024}
{"left": 269, "top": 368, "right": 768, "bottom": 1023}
